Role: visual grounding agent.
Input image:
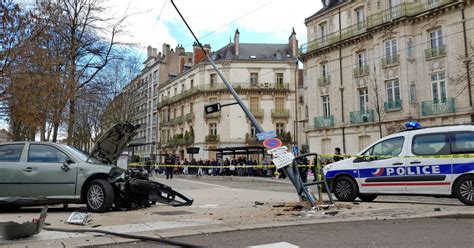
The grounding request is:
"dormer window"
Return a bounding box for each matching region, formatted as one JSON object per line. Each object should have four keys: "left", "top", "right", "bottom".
{"left": 319, "top": 22, "right": 327, "bottom": 41}
{"left": 275, "top": 51, "right": 282, "bottom": 60}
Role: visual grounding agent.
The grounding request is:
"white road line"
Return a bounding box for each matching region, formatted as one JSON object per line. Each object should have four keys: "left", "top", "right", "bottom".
{"left": 248, "top": 242, "right": 300, "bottom": 248}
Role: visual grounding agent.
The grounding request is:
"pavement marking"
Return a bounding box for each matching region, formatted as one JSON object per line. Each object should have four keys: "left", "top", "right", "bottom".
{"left": 248, "top": 242, "right": 300, "bottom": 248}
{"left": 177, "top": 179, "right": 230, "bottom": 188}
{"left": 0, "top": 218, "right": 223, "bottom": 244}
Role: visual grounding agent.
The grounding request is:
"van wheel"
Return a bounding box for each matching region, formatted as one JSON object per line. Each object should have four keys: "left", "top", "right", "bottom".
{"left": 333, "top": 176, "right": 358, "bottom": 202}
{"left": 358, "top": 194, "right": 377, "bottom": 202}
{"left": 454, "top": 175, "right": 474, "bottom": 205}
{"left": 86, "top": 179, "right": 114, "bottom": 212}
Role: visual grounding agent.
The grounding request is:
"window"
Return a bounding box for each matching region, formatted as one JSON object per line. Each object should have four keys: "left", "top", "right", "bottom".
{"left": 322, "top": 95, "right": 330, "bottom": 118}
{"left": 190, "top": 79, "right": 194, "bottom": 88}
{"left": 429, "top": 29, "right": 443, "bottom": 49}
{"left": 0, "top": 144, "right": 24, "bottom": 162}
{"left": 250, "top": 73, "right": 259, "bottom": 86}
{"left": 180, "top": 106, "right": 184, "bottom": 116}
{"left": 407, "top": 39, "right": 413, "bottom": 58}
{"left": 359, "top": 88, "right": 369, "bottom": 112}
{"left": 190, "top": 102, "right": 194, "bottom": 113}
{"left": 428, "top": 0, "right": 440, "bottom": 5}
{"left": 386, "top": 79, "right": 401, "bottom": 103}
{"left": 210, "top": 73, "right": 216, "bottom": 86}
{"left": 209, "top": 123, "right": 217, "bottom": 135}
{"left": 321, "top": 63, "right": 329, "bottom": 77}
{"left": 276, "top": 123, "right": 285, "bottom": 136}
{"left": 174, "top": 87, "right": 177, "bottom": 96}
{"left": 181, "top": 83, "right": 185, "bottom": 93}
{"left": 356, "top": 51, "right": 368, "bottom": 68}
{"left": 410, "top": 83, "right": 417, "bottom": 104}
{"left": 250, "top": 125, "right": 256, "bottom": 137}
{"left": 275, "top": 73, "right": 284, "bottom": 84}
{"left": 384, "top": 39, "right": 397, "bottom": 57}
{"left": 173, "top": 108, "right": 177, "bottom": 119}
{"left": 28, "top": 144, "right": 68, "bottom": 163}
{"left": 320, "top": 22, "right": 327, "bottom": 41}
{"left": 250, "top": 97, "right": 260, "bottom": 110}
{"left": 363, "top": 137, "right": 404, "bottom": 159}
{"left": 451, "top": 132, "right": 474, "bottom": 154}
{"left": 431, "top": 72, "right": 447, "bottom": 101}
{"left": 355, "top": 7, "right": 365, "bottom": 28}
{"left": 275, "top": 97, "right": 285, "bottom": 110}
{"left": 412, "top": 133, "right": 450, "bottom": 155}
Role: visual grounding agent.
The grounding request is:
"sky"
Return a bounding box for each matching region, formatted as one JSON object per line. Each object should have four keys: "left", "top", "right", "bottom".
{"left": 103, "top": 0, "right": 323, "bottom": 61}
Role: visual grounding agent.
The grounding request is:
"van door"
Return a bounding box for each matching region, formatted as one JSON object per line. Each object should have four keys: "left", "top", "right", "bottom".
{"left": 450, "top": 131, "right": 474, "bottom": 194}
{"left": 406, "top": 132, "right": 452, "bottom": 195}
{"left": 356, "top": 136, "right": 407, "bottom": 194}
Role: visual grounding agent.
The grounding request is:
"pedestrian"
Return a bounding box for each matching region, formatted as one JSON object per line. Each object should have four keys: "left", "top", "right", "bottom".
{"left": 333, "top": 147, "right": 343, "bottom": 162}
{"left": 165, "top": 154, "right": 175, "bottom": 179}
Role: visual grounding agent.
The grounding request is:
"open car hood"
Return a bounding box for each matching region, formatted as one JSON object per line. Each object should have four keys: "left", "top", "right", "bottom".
{"left": 89, "top": 123, "right": 139, "bottom": 165}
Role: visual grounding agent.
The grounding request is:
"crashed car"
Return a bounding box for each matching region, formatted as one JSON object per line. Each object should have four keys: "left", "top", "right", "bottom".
{"left": 0, "top": 123, "right": 193, "bottom": 212}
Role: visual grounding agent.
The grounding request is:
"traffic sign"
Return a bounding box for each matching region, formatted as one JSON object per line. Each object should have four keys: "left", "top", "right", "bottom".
{"left": 293, "top": 146, "right": 299, "bottom": 154}
{"left": 272, "top": 152, "right": 295, "bottom": 169}
{"left": 256, "top": 130, "right": 277, "bottom": 141}
{"left": 267, "top": 146, "right": 288, "bottom": 155}
{"left": 262, "top": 138, "right": 283, "bottom": 149}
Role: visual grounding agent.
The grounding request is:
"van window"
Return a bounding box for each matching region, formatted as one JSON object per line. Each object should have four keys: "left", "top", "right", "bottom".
{"left": 412, "top": 133, "right": 450, "bottom": 155}
{"left": 451, "top": 132, "right": 474, "bottom": 154}
{"left": 0, "top": 144, "right": 24, "bottom": 162}
{"left": 361, "top": 137, "right": 404, "bottom": 160}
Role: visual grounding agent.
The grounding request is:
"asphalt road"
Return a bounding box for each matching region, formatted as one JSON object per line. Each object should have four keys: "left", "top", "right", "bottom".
{"left": 94, "top": 217, "right": 474, "bottom": 248}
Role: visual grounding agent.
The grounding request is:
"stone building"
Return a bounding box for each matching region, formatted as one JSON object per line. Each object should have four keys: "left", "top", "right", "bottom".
{"left": 156, "top": 30, "right": 300, "bottom": 160}
{"left": 300, "top": 0, "right": 473, "bottom": 155}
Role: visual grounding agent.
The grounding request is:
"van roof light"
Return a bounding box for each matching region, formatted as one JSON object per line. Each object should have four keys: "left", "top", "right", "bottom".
{"left": 405, "top": 121, "right": 422, "bottom": 130}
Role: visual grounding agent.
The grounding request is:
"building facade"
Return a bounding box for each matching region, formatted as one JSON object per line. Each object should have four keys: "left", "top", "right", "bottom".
{"left": 157, "top": 30, "right": 300, "bottom": 160}
{"left": 301, "top": 0, "right": 473, "bottom": 155}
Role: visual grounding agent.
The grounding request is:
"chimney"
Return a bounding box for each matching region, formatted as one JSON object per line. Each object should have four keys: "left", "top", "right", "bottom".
{"left": 162, "top": 43, "right": 171, "bottom": 58}
{"left": 289, "top": 27, "right": 298, "bottom": 57}
{"left": 234, "top": 29, "right": 240, "bottom": 56}
{"left": 152, "top": 48, "right": 157, "bottom": 57}
{"left": 147, "top": 46, "right": 153, "bottom": 59}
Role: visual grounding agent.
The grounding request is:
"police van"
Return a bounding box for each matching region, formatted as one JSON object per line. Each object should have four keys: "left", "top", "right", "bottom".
{"left": 323, "top": 122, "right": 474, "bottom": 205}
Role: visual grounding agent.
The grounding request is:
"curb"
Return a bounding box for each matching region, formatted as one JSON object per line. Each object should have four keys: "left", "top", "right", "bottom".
{"left": 155, "top": 175, "right": 293, "bottom": 185}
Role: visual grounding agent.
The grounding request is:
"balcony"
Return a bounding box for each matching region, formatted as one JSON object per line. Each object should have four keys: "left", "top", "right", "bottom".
{"left": 205, "top": 134, "right": 220, "bottom": 143}
{"left": 250, "top": 108, "right": 264, "bottom": 119}
{"left": 299, "top": 0, "right": 454, "bottom": 55}
{"left": 245, "top": 133, "right": 260, "bottom": 145}
{"left": 204, "top": 111, "right": 221, "bottom": 119}
{"left": 271, "top": 108, "right": 290, "bottom": 118}
{"left": 421, "top": 98, "right": 455, "bottom": 117}
{"left": 317, "top": 76, "right": 331, "bottom": 87}
{"left": 185, "top": 113, "right": 194, "bottom": 122}
{"left": 384, "top": 100, "right": 402, "bottom": 111}
{"left": 350, "top": 109, "right": 375, "bottom": 124}
{"left": 425, "top": 45, "right": 446, "bottom": 60}
{"left": 381, "top": 54, "right": 400, "bottom": 68}
{"left": 314, "top": 115, "right": 334, "bottom": 128}
{"left": 353, "top": 65, "right": 369, "bottom": 78}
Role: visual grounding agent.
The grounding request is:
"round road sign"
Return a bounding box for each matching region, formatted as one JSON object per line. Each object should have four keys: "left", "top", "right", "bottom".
{"left": 263, "top": 138, "right": 283, "bottom": 149}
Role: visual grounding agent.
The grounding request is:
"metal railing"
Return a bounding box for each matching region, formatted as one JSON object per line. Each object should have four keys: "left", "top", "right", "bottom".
{"left": 250, "top": 108, "right": 264, "bottom": 118}
{"left": 421, "top": 97, "right": 455, "bottom": 116}
{"left": 314, "top": 115, "right": 334, "bottom": 128}
{"left": 381, "top": 54, "right": 400, "bottom": 68}
{"left": 300, "top": 0, "right": 454, "bottom": 55}
{"left": 350, "top": 109, "right": 375, "bottom": 124}
{"left": 157, "top": 83, "right": 290, "bottom": 109}
{"left": 353, "top": 65, "right": 369, "bottom": 78}
{"left": 384, "top": 99, "right": 403, "bottom": 111}
{"left": 425, "top": 45, "right": 447, "bottom": 60}
{"left": 271, "top": 108, "right": 290, "bottom": 118}
{"left": 185, "top": 113, "right": 194, "bottom": 122}
{"left": 205, "top": 134, "right": 220, "bottom": 142}
{"left": 317, "top": 76, "right": 331, "bottom": 87}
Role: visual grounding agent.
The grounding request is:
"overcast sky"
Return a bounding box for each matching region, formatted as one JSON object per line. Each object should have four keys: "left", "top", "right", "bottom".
{"left": 104, "top": 0, "right": 323, "bottom": 61}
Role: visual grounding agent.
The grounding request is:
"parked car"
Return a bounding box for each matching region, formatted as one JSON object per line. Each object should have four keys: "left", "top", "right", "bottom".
{"left": 0, "top": 123, "right": 138, "bottom": 212}
{"left": 324, "top": 122, "right": 474, "bottom": 205}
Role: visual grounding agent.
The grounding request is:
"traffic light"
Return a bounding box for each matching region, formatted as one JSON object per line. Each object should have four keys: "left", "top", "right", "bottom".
{"left": 204, "top": 103, "right": 221, "bottom": 114}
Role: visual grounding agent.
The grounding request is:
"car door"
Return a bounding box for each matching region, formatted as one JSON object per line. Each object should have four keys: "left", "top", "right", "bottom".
{"left": 450, "top": 130, "right": 474, "bottom": 196}
{"left": 406, "top": 132, "right": 452, "bottom": 194}
{"left": 22, "top": 144, "right": 78, "bottom": 199}
{"left": 356, "top": 135, "right": 407, "bottom": 194}
{"left": 0, "top": 143, "right": 28, "bottom": 197}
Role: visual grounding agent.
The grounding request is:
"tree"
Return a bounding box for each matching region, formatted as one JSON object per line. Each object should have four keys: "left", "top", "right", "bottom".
{"left": 370, "top": 66, "right": 385, "bottom": 138}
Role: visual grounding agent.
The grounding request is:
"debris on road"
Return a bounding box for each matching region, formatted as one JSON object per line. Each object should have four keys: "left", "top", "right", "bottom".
{"left": 0, "top": 206, "right": 47, "bottom": 240}
{"left": 66, "top": 212, "right": 91, "bottom": 225}
{"left": 254, "top": 201, "right": 265, "bottom": 206}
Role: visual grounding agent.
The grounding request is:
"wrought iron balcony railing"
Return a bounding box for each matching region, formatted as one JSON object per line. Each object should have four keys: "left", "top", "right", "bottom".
{"left": 421, "top": 98, "right": 455, "bottom": 117}
{"left": 384, "top": 99, "right": 402, "bottom": 111}
{"left": 314, "top": 115, "right": 334, "bottom": 128}
{"left": 425, "top": 45, "right": 447, "bottom": 60}
{"left": 271, "top": 108, "right": 290, "bottom": 118}
{"left": 317, "top": 76, "right": 331, "bottom": 87}
{"left": 205, "top": 134, "right": 220, "bottom": 143}
{"left": 381, "top": 54, "right": 400, "bottom": 68}
{"left": 350, "top": 109, "right": 375, "bottom": 124}
{"left": 353, "top": 65, "right": 369, "bottom": 78}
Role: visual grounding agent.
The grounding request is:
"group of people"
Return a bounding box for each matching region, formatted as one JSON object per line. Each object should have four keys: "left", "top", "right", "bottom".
{"left": 141, "top": 147, "right": 345, "bottom": 181}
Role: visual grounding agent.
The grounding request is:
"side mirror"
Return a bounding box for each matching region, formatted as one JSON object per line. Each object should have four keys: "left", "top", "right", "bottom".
{"left": 65, "top": 158, "right": 74, "bottom": 164}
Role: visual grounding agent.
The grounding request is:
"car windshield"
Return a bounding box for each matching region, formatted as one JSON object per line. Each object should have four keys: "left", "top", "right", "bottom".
{"left": 63, "top": 145, "right": 104, "bottom": 165}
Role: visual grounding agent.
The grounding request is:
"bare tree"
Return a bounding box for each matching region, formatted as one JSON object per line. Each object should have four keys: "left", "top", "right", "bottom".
{"left": 370, "top": 66, "right": 385, "bottom": 138}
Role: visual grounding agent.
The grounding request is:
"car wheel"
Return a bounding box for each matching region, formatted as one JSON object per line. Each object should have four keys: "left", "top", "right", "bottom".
{"left": 454, "top": 175, "right": 474, "bottom": 205}
{"left": 0, "top": 205, "right": 21, "bottom": 212}
{"left": 333, "top": 176, "right": 358, "bottom": 202}
{"left": 86, "top": 179, "right": 114, "bottom": 212}
{"left": 358, "top": 194, "right": 377, "bottom": 202}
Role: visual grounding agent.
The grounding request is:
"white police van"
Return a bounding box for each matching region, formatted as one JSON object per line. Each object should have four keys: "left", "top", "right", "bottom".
{"left": 323, "top": 122, "right": 474, "bottom": 205}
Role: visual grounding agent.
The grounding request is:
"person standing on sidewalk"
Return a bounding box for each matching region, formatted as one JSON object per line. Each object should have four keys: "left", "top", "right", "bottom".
{"left": 165, "top": 154, "right": 175, "bottom": 179}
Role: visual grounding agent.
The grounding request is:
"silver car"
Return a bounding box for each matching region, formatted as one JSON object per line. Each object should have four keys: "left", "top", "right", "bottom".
{"left": 0, "top": 123, "right": 137, "bottom": 212}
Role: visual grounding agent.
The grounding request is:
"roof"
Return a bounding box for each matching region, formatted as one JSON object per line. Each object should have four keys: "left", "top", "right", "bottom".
{"left": 305, "top": 0, "right": 346, "bottom": 24}
{"left": 212, "top": 43, "right": 297, "bottom": 62}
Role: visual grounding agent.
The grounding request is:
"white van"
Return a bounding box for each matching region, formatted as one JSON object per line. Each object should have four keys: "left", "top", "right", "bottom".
{"left": 323, "top": 123, "right": 474, "bottom": 205}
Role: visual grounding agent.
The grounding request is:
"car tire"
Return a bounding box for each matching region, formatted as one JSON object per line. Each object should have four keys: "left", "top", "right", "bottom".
{"left": 0, "top": 205, "right": 21, "bottom": 212}
{"left": 86, "top": 179, "right": 114, "bottom": 212}
{"left": 333, "top": 176, "right": 358, "bottom": 202}
{"left": 454, "top": 175, "right": 474, "bottom": 205}
{"left": 358, "top": 194, "right": 377, "bottom": 202}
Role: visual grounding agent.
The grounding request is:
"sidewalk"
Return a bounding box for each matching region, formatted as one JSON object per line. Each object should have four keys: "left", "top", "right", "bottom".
{"left": 160, "top": 174, "right": 293, "bottom": 184}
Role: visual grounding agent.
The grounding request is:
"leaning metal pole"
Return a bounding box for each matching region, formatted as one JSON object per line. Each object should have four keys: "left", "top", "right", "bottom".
{"left": 171, "top": 0, "right": 317, "bottom": 207}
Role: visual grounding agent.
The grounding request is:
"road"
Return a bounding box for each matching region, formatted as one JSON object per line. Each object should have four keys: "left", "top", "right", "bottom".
{"left": 95, "top": 217, "right": 474, "bottom": 248}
